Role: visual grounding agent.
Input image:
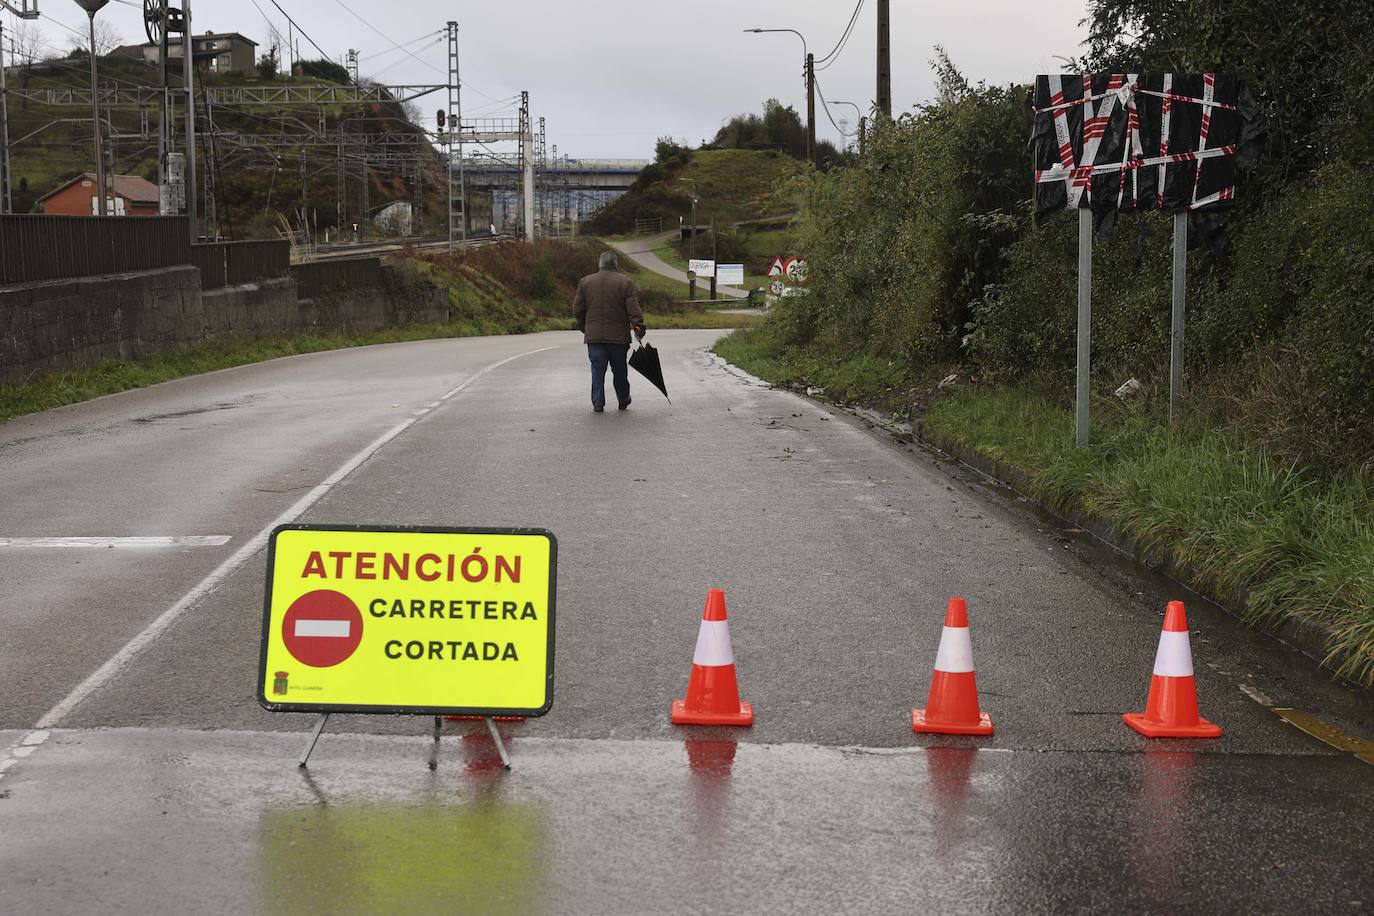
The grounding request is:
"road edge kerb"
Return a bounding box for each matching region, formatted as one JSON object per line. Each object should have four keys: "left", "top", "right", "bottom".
{"left": 905, "top": 419, "right": 1353, "bottom": 686}
{"left": 704, "top": 349, "right": 1356, "bottom": 689}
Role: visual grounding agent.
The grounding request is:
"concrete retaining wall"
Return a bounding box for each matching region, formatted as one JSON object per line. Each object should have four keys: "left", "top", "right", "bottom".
{"left": 0, "top": 264, "right": 449, "bottom": 384}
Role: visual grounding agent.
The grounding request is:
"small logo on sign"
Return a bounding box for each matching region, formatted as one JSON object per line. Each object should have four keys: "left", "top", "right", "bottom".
{"left": 273, "top": 671, "right": 289, "bottom": 695}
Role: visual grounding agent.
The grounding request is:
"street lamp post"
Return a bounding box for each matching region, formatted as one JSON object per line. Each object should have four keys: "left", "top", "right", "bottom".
{"left": 831, "top": 100, "right": 864, "bottom": 154}
{"left": 743, "top": 27, "right": 816, "bottom": 169}
{"left": 72, "top": 0, "right": 111, "bottom": 217}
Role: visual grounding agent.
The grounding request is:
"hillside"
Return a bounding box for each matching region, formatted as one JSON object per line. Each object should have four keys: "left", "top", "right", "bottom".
{"left": 4, "top": 53, "right": 445, "bottom": 239}
{"left": 585, "top": 148, "right": 804, "bottom": 235}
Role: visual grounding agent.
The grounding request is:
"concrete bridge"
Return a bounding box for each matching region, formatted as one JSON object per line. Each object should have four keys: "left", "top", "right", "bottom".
{"left": 461, "top": 158, "right": 648, "bottom": 191}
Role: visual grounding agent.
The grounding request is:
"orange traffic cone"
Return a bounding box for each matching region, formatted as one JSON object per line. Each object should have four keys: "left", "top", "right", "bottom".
{"left": 1124, "top": 601, "right": 1221, "bottom": 738}
{"left": 671, "top": 588, "right": 754, "bottom": 726}
{"left": 912, "top": 597, "right": 993, "bottom": 735}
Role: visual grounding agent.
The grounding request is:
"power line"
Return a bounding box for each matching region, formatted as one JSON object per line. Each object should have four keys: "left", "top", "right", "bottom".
{"left": 815, "top": 0, "right": 865, "bottom": 69}
{"left": 329, "top": 0, "right": 445, "bottom": 77}
{"left": 812, "top": 73, "right": 853, "bottom": 137}
{"left": 262, "top": 0, "right": 332, "bottom": 61}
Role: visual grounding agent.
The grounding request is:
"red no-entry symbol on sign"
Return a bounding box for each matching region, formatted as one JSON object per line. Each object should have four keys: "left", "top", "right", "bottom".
{"left": 281, "top": 589, "right": 363, "bottom": 667}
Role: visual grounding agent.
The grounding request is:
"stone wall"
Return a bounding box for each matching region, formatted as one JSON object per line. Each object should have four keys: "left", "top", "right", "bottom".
{"left": 0, "top": 263, "right": 450, "bottom": 384}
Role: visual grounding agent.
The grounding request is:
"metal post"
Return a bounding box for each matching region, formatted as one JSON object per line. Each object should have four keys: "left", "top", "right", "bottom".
{"left": 688, "top": 194, "right": 697, "bottom": 301}
{"left": 446, "top": 21, "right": 465, "bottom": 249}
{"left": 0, "top": 22, "right": 11, "bottom": 214}
{"left": 183, "top": 0, "right": 196, "bottom": 240}
{"left": 876, "top": 0, "right": 891, "bottom": 119}
{"left": 483, "top": 717, "right": 511, "bottom": 770}
{"left": 156, "top": 0, "right": 168, "bottom": 208}
{"left": 1169, "top": 212, "right": 1187, "bottom": 427}
{"left": 85, "top": 12, "right": 108, "bottom": 217}
{"left": 709, "top": 214, "right": 717, "bottom": 299}
{"left": 520, "top": 91, "right": 534, "bottom": 242}
{"left": 805, "top": 52, "right": 816, "bottom": 168}
{"left": 1076, "top": 208, "right": 1092, "bottom": 447}
{"left": 298, "top": 713, "right": 329, "bottom": 768}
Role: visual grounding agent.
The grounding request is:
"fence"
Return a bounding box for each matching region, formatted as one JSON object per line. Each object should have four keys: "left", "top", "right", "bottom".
{"left": 291, "top": 257, "right": 383, "bottom": 300}
{"left": 191, "top": 240, "right": 292, "bottom": 290}
{"left": 0, "top": 215, "right": 192, "bottom": 285}
{"left": 634, "top": 217, "right": 663, "bottom": 234}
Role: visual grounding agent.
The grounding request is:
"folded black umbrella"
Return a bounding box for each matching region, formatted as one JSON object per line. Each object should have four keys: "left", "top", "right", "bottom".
{"left": 628, "top": 340, "right": 669, "bottom": 403}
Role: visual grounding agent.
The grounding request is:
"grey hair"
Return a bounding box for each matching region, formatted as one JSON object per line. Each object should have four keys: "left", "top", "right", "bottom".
{"left": 598, "top": 251, "right": 618, "bottom": 270}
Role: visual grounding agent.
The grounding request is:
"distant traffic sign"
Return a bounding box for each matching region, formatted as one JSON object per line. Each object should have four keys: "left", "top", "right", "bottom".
{"left": 716, "top": 263, "right": 745, "bottom": 286}
{"left": 259, "top": 525, "right": 557, "bottom": 717}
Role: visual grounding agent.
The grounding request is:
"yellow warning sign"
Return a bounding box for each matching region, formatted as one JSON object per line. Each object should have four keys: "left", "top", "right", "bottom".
{"left": 257, "top": 525, "right": 556, "bottom": 717}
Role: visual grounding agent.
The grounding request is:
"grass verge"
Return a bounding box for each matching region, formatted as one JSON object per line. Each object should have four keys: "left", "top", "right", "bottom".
{"left": 714, "top": 327, "right": 1374, "bottom": 686}
{"left": 1, "top": 311, "right": 757, "bottom": 425}
{"left": 714, "top": 325, "right": 924, "bottom": 406}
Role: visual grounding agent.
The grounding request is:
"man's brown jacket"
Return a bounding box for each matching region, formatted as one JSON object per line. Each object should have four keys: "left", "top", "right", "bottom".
{"left": 573, "top": 268, "right": 645, "bottom": 345}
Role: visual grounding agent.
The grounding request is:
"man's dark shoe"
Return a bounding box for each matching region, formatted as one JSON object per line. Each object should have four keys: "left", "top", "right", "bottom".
{"left": 618, "top": 398, "right": 631, "bottom": 411}
{"left": 593, "top": 405, "right": 604, "bottom": 413}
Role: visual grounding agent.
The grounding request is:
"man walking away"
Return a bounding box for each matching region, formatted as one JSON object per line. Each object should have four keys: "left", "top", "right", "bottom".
{"left": 574, "top": 251, "right": 646, "bottom": 412}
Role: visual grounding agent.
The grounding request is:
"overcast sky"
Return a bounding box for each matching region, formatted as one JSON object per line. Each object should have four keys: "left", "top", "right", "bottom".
{"left": 26, "top": 0, "right": 1089, "bottom": 159}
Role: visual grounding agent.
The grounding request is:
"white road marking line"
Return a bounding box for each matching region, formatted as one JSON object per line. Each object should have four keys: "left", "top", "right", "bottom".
{"left": 27, "top": 345, "right": 558, "bottom": 735}
{"left": 294, "top": 619, "right": 350, "bottom": 638}
{"left": 0, "top": 536, "right": 231, "bottom": 548}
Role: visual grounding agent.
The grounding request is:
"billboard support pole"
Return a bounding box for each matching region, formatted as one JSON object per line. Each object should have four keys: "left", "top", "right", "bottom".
{"left": 1169, "top": 212, "right": 1187, "bottom": 427}
{"left": 298, "top": 713, "right": 329, "bottom": 768}
{"left": 1076, "top": 208, "right": 1092, "bottom": 447}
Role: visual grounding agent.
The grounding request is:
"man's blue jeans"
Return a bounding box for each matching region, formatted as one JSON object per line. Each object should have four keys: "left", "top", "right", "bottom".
{"left": 587, "top": 343, "right": 630, "bottom": 408}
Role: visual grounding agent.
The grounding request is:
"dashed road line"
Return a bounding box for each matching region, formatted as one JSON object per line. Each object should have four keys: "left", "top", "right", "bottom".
{"left": 0, "top": 537, "right": 232, "bottom": 548}
{"left": 0, "top": 345, "right": 557, "bottom": 782}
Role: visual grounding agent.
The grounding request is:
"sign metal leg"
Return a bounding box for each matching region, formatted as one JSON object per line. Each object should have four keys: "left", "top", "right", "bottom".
{"left": 299, "top": 713, "right": 329, "bottom": 768}
{"left": 1076, "top": 208, "right": 1093, "bottom": 448}
{"left": 1169, "top": 212, "right": 1188, "bottom": 427}
{"left": 484, "top": 717, "right": 512, "bottom": 770}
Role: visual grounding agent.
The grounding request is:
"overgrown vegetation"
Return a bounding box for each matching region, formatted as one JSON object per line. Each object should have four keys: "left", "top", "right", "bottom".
{"left": 923, "top": 389, "right": 1374, "bottom": 687}
{"left": 719, "top": 4, "right": 1374, "bottom": 681}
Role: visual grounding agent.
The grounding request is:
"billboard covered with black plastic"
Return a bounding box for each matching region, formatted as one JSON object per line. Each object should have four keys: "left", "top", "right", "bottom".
{"left": 1031, "top": 73, "right": 1265, "bottom": 222}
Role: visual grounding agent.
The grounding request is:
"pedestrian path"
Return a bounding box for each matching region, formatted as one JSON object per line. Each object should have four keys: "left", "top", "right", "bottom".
{"left": 606, "top": 231, "right": 750, "bottom": 299}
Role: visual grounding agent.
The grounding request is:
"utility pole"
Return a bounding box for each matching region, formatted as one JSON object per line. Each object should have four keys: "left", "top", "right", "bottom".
{"left": 74, "top": 0, "right": 110, "bottom": 217}
{"left": 156, "top": 0, "right": 171, "bottom": 213}
{"left": 520, "top": 90, "right": 534, "bottom": 242}
{"left": 805, "top": 52, "right": 816, "bottom": 168}
{"left": 0, "top": 21, "right": 11, "bottom": 214}
{"left": 184, "top": 0, "right": 196, "bottom": 240}
{"left": 709, "top": 214, "right": 717, "bottom": 300}
{"left": 445, "top": 21, "right": 465, "bottom": 249}
{"left": 359, "top": 155, "right": 368, "bottom": 234}
{"left": 876, "top": 0, "right": 891, "bottom": 119}
{"left": 687, "top": 193, "right": 697, "bottom": 301}
{"left": 299, "top": 148, "right": 307, "bottom": 234}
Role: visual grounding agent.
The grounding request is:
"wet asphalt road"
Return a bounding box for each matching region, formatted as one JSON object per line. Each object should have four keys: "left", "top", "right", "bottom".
{"left": 1, "top": 329, "right": 1372, "bottom": 914}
